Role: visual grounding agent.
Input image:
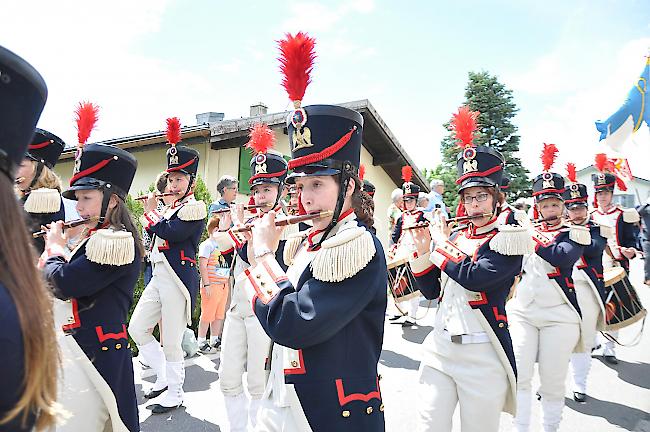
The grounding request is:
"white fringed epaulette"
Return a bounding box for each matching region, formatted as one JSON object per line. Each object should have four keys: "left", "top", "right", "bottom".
{"left": 513, "top": 209, "right": 529, "bottom": 225}
{"left": 597, "top": 223, "right": 615, "bottom": 239}
{"left": 623, "top": 207, "right": 640, "bottom": 224}
{"left": 283, "top": 232, "right": 308, "bottom": 267}
{"left": 280, "top": 221, "right": 300, "bottom": 241}
{"left": 490, "top": 224, "right": 535, "bottom": 256}
{"left": 568, "top": 224, "right": 591, "bottom": 245}
{"left": 177, "top": 200, "right": 207, "bottom": 221}
{"left": 310, "top": 226, "right": 376, "bottom": 283}
{"left": 23, "top": 188, "right": 61, "bottom": 214}
{"left": 86, "top": 229, "right": 135, "bottom": 266}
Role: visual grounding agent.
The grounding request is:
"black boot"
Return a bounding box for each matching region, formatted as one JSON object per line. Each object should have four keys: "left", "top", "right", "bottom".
{"left": 149, "top": 402, "right": 182, "bottom": 414}
{"left": 573, "top": 392, "right": 587, "bottom": 403}
{"left": 144, "top": 386, "right": 168, "bottom": 399}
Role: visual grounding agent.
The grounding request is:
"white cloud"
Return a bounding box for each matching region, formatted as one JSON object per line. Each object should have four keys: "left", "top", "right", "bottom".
{"left": 280, "top": 0, "right": 375, "bottom": 34}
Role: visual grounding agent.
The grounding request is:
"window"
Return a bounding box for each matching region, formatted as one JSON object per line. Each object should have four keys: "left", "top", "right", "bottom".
{"left": 614, "top": 193, "right": 635, "bottom": 208}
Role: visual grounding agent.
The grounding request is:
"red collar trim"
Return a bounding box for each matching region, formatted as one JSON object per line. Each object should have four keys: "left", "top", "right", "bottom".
{"left": 88, "top": 221, "right": 110, "bottom": 235}
{"left": 467, "top": 214, "right": 499, "bottom": 237}
{"left": 172, "top": 193, "right": 194, "bottom": 208}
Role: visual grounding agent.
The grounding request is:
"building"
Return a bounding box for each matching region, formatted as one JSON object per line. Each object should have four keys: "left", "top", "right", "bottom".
{"left": 576, "top": 165, "right": 650, "bottom": 208}
{"left": 54, "top": 99, "right": 429, "bottom": 246}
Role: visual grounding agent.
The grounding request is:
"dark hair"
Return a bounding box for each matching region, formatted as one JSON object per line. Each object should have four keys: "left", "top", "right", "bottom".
{"left": 217, "top": 175, "right": 238, "bottom": 195}
{"left": 460, "top": 186, "right": 504, "bottom": 205}
{"left": 0, "top": 175, "right": 58, "bottom": 430}
{"left": 206, "top": 215, "right": 220, "bottom": 234}
{"left": 108, "top": 196, "right": 145, "bottom": 259}
{"left": 155, "top": 171, "right": 169, "bottom": 194}
{"left": 350, "top": 176, "right": 375, "bottom": 229}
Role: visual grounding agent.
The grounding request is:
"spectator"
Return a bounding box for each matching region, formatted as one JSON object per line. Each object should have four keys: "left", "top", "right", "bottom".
{"left": 426, "top": 178, "right": 449, "bottom": 218}
{"left": 417, "top": 192, "right": 430, "bottom": 210}
{"left": 209, "top": 175, "right": 238, "bottom": 214}
{"left": 637, "top": 196, "right": 650, "bottom": 285}
{"left": 387, "top": 188, "right": 403, "bottom": 245}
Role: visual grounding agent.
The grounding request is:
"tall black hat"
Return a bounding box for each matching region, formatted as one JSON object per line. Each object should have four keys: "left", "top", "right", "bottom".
{"left": 591, "top": 153, "right": 617, "bottom": 192}
{"left": 247, "top": 123, "right": 288, "bottom": 187}
{"left": 65, "top": 103, "right": 137, "bottom": 201}
{"left": 165, "top": 118, "right": 199, "bottom": 177}
{"left": 451, "top": 106, "right": 504, "bottom": 192}
{"left": 532, "top": 143, "right": 564, "bottom": 202}
{"left": 500, "top": 174, "right": 510, "bottom": 191}
{"left": 562, "top": 162, "right": 588, "bottom": 208}
{"left": 359, "top": 164, "right": 375, "bottom": 197}
{"left": 0, "top": 45, "right": 47, "bottom": 179}
{"left": 401, "top": 166, "right": 420, "bottom": 199}
{"left": 27, "top": 128, "right": 65, "bottom": 169}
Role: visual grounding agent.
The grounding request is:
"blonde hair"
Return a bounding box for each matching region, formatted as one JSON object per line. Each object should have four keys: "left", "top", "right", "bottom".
{"left": 0, "top": 175, "right": 59, "bottom": 430}
{"left": 31, "top": 161, "right": 62, "bottom": 192}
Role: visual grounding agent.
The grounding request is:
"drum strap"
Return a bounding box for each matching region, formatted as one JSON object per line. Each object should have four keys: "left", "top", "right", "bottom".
{"left": 600, "top": 315, "right": 646, "bottom": 347}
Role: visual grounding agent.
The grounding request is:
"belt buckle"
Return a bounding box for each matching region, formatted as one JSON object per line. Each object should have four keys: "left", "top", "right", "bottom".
{"left": 451, "top": 334, "right": 463, "bottom": 344}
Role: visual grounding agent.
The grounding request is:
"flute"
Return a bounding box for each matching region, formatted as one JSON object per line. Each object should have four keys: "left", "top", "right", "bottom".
{"left": 531, "top": 215, "right": 564, "bottom": 226}
{"left": 134, "top": 192, "right": 177, "bottom": 201}
{"left": 210, "top": 203, "right": 274, "bottom": 214}
{"left": 15, "top": 176, "right": 25, "bottom": 184}
{"left": 230, "top": 211, "right": 334, "bottom": 233}
{"left": 32, "top": 216, "right": 100, "bottom": 238}
{"left": 403, "top": 213, "right": 493, "bottom": 230}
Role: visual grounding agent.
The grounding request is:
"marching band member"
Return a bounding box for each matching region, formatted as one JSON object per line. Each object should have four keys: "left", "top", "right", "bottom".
{"left": 507, "top": 144, "right": 590, "bottom": 432}
{"left": 0, "top": 45, "right": 58, "bottom": 432}
{"left": 15, "top": 128, "right": 66, "bottom": 254}
{"left": 497, "top": 174, "right": 528, "bottom": 226}
{"left": 241, "top": 32, "right": 387, "bottom": 431}
{"left": 142, "top": 171, "right": 173, "bottom": 286}
{"left": 390, "top": 166, "right": 427, "bottom": 326}
{"left": 358, "top": 163, "right": 377, "bottom": 235}
{"left": 409, "top": 106, "right": 531, "bottom": 432}
{"left": 217, "top": 123, "right": 288, "bottom": 431}
{"left": 42, "top": 102, "right": 141, "bottom": 431}
{"left": 590, "top": 153, "right": 640, "bottom": 364}
{"left": 129, "top": 118, "right": 207, "bottom": 414}
{"left": 563, "top": 163, "right": 609, "bottom": 403}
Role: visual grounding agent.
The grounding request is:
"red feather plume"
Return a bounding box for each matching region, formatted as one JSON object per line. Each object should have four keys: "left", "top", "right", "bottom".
{"left": 401, "top": 165, "right": 413, "bottom": 183}
{"left": 450, "top": 106, "right": 479, "bottom": 149}
{"left": 278, "top": 32, "right": 316, "bottom": 103}
{"left": 246, "top": 123, "right": 276, "bottom": 154}
{"left": 359, "top": 164, "right": 366, "bottom": 181}
{"left": 75, "top": 101, "right": 99, "bottom": 146}
{"left": 166, "top": 117, "right": 181, "bottom": 145}
{"left": 541, "top": 143, "right": 558, "bottom": 171}
{"left": 566, "top": 162, "right": 577, "bottom": 183}
{"left": 594, "top": 153, "right": 608, "bottom": 173}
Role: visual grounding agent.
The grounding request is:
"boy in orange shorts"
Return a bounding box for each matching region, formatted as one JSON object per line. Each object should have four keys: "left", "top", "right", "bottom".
{"left": 197, "top": 216, "right": 233, "bottom": 353}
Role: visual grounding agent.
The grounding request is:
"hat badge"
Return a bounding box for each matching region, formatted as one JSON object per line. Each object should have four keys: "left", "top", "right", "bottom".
{"left": 404, "top": 183, "right": 412, "bottom": 194}
{"left": 291, "top": 108, "right": 313, "bottom": 152}
{"left": 597, "top": 173, "right": 606, "bottom": 185}
{"left": 462, "top": 147, "right": 478, "bottom": 174}
{"left": 542, "top": 172, "right": 555, "bottom": 189}
{"left": 73, "top": 148, "right": 83, "bottom": 175}
{"left": 570, "top": 184, "right": 580, "bottom": 198}
{"left": 255, "top": 153, "right": 267, "bottom": 174}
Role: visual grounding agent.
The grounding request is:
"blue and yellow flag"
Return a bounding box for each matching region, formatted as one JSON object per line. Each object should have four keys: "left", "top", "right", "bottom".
{"left": 595, "top": 57, "right": 650, "bottom": 151}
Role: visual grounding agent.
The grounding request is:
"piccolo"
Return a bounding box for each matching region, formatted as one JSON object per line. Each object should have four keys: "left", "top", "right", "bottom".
{"left": 531, "top": 215, "right": 563, "bottom": 226}
{"left": 134, "top": 192, "right": 177, "bottom": 201}
{"left": 210, "top": 203, "right": 273, "bottom": 214}
{"left": 403, "top": 213, "right": 493, "bottom": 230}
{"left": 32, "top": 216, "right": 100, "bottom": 238}
{"left": 230, "top": 211, "right": 334, "bottom": 233}
{"left": 14, "top": 177, "right": 25, "bottom": 184}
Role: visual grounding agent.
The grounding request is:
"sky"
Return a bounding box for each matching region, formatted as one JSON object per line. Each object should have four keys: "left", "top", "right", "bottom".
{"left": 2, "top": 0, "right": 650, "bottom": 180}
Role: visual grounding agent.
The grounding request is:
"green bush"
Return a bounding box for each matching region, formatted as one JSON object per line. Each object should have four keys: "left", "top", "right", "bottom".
{"left": 127, "top": 176, "right": 213, "bottom": 355}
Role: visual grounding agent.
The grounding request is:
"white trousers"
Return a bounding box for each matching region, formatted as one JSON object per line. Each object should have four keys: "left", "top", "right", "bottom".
{"left": 508, "top": 302, "right": 579, "bottom": 431}
{"left": 570, "top": 279, "right": 601, "bottom": 394}
{"left": 129, "top": 263, "right": 187, "bottom": 362}
{"left": 416, "top": 333, "right": 508, "bottom": 432}
{"left": 219, "top": 302, "right": 272, "bottom": 398}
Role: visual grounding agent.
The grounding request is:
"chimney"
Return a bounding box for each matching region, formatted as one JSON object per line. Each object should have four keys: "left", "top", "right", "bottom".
{"left": 250, "top": 102, "right": 268, "bottom": 117}
{"left": 196, "top": 112, "right": 224, "bottom": 125}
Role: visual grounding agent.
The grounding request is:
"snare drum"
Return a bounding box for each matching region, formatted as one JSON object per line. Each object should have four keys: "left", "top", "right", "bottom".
{"left": 387, "top": 256, "right": 420, "bottom": 302}
{"left": 603, "top": 267, "right": 647, "bottom": 331}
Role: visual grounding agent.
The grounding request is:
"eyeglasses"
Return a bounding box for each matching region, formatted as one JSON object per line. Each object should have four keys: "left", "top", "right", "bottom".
{"left": 462, "top": 193, "right": 490, "bottom": 205}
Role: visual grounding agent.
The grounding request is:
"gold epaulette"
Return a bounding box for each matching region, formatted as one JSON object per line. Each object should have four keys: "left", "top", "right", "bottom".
{"left": 86, "top": 229, "right": 135, "bottom": 266}
{"left": 24, "top": 188, "right": 60, "bottom": 214}
{"left": 311, "top": 226, "right": 376, "bottom": 283}
{"left": 177, "top": 200, "right": 207, "bottom": 221}
{"left": 623, "top": 207, "right": 640, "bottom": 224}
{"left": 490, "top": 224, "right": 535, "bottom": 256}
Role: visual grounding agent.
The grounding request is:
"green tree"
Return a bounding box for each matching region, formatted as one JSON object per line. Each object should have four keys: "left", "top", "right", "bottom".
{"left": 434, "top": 71, "right": 531, "bottom": 210}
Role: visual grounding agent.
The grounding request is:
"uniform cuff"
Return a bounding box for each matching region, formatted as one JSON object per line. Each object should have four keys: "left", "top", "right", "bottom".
{"left": 228, "top": 228, "right": 247, "bottom": 250}
{"left": 430, "top": 239, "right": 466, "bottom": 269}
{"left": 142, "top": 208, "right": 163, "bottom": 230}
{"left": 213, "top": 230, "right": 235, "bottom": 254}
{"left": 410, "top": 252, "right": 436, "bottom": 276}
{"left": 243, "top": 255, "right": 288, "bottom": 306}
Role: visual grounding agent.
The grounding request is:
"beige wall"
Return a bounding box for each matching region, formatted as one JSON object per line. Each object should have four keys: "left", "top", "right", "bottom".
{"left": 54, "top": 133, "right": 400, "bottom": 248}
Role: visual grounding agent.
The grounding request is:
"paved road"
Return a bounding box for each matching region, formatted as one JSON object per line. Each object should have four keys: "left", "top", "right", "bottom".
{"left": 135, "top": 261, "right": 650, "bottom": 431}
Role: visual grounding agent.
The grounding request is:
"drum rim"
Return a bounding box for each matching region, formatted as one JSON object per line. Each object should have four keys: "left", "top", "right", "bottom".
{"left": 387, "top": 256, "right": 410, "bottom": 269}
{"left": 604, "top": 266, "right": 627, "bottom": 286}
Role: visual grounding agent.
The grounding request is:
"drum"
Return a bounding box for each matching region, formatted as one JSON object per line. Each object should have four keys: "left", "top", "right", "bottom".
{"left": 603, "top": 267, "right": 647, "bottom": 331}
{"left": 387, "top": 256, "right": 420, "bottom": 302}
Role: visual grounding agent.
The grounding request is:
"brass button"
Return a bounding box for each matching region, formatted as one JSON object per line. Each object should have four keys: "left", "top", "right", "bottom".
{"left": 380, "top": 404, "right": 385, "bottom": 412}
{"left": 291, "top": 360, "right": 298, "bottom": 367}
{"left": 260, "top": 281, "right": 266, "bottom": 287}
{"left": 267, "top": 289, "right": 273, "bottom": 295}
{"left": 101, "top": 346, "right": 108, "bottom": 351}
{"left": 366, "top": 406, "right": 373, "bottom": 414}
{"left": 256, "top": 274, "right": 262, "bottom": 279}
{"left": 181, "top": 261, "right": 185, "bottom": 265}
{"left": 342, "top": 410, "right": 350, "bottom": 418}
{"left": 498, "top": 322, "right": 505, "bottom": 328}
{"left": 127, "top": 343, "right": 131, "bottom": 348}
{"left": 115, "top": 343, "right": 122, "bottom": 349}
{"left": 68, "top": 318, "right": 74, "bottom": 323}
